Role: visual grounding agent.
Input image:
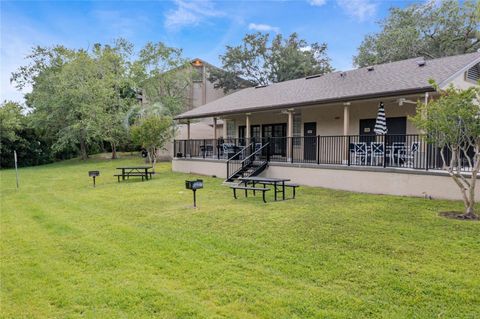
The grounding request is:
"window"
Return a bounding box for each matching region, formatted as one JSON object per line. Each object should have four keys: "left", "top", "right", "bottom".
{"left": 466, "top": 63, "right": 480, "bottom": 83}
{"left": 293, "top": 113, "right": 301, "bottom": 146}
{"left": 227, "top": 120, "right": 235, "bottom": 138}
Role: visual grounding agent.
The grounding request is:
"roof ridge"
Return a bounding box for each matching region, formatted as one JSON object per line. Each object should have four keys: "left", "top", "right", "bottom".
{"left": 175, "top": 52, "right": 480, "bottom": 120}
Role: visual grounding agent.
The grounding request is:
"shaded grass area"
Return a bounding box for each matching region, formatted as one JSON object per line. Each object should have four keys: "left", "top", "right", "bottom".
{"left": 1, "top": 155, "right": 479, "bottom": 318}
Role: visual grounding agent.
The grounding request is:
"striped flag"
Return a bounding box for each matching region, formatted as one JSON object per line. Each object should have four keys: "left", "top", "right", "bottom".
{"left": 374, "top": 102, "right": 388, "bottom": 135}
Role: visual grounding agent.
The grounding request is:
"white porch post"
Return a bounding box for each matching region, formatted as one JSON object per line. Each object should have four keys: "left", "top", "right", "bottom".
{"left": 223, "top": 119, "right": 228, "bottom": 139}
{"left": 287, "top": 109, "right": 294, "bottom": 162}
{"left": 343, "top": 103, "right": 350, "bottom": 164}
{"left": 343, "top": 104, "right": 350, "bottom": 136}
{"left": 245, "top": 113, "right": 251, "bottom": 141}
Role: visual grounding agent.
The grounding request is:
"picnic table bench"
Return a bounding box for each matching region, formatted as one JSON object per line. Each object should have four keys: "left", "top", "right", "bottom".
{"left": 115, "top": 166, "right": 154, "bottom": 182}
{"left": 232, "top": 177, "right": 299, "bottom": 202}
{"left": 230, "top": 185, "right": 271, "bottom": 203}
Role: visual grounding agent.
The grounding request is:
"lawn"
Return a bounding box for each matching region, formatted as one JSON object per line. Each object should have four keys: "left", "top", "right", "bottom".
{"left": 1, "top": 155, "right": 479, "bottom": 318}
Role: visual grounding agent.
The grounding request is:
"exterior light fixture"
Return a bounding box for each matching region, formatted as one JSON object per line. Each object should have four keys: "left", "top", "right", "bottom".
{"left": 192, "top": 59, "right": 203, "bottom": 67}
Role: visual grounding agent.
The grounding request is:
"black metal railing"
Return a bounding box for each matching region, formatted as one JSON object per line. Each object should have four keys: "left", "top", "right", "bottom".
{"left": 174, "top": 134, "right": 472, "bottom": 171}
{"left": 226, "top": 142, "right": 254, "bottom": 179}
{"left": 226, "top": 142, "right": 271, "bottom": 181}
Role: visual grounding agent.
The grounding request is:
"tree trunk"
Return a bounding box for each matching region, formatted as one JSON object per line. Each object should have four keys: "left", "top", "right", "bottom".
{"left": 111, "top": 142, "right": 117, "bottom": 159}
{"left": 462, "top": 205, "right": 477, "bottom": 219}
{"left": 79, "top": 139, "right": 88, "bottom": 160}
{"left": 151, "top": 147, "right": 157, "bottom": 172}
{"left": 461, "top": 166, "right": 478, "bottom": 219}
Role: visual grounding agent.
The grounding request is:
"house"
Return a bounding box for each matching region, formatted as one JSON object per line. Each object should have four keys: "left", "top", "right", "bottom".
{"left": 172, "top": 52, "right": 480, "bottom": 200}
{"left": 158, "top": 58, "right": 248, "bottom": 159}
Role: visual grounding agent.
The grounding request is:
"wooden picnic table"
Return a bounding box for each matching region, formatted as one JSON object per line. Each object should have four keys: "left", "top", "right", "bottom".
{"left": 239, "top": 176, "right": 291, "bottom": 201}
{"left": 115, "top": 166, "right": 153, "bottom": 182}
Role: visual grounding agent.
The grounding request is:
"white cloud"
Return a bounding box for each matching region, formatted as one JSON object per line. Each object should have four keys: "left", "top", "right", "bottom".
{"left": 0, "top": 19, "right": 57, "bottom": 104}
{"left": 248, "top": 23, "right": 280, "bottom": 33}
{"left": 165, "top": 0, "right": 224, "bottom": 31}
{"left": 92, "top": 10, "right": 150, "bottom": 37}
{"left": 308, "top": 0, "right": 327, "bottom": 6}
{"left": 336, "top": 0, "right": 377, "bottom": 21}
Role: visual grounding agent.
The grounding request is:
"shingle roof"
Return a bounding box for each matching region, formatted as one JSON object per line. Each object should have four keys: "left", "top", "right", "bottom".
{"left": 175, "top": 52, "right": 480, "bottom": 120}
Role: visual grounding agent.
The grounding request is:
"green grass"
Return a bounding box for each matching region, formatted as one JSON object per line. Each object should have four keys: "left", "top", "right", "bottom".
{"left": 1, "top": 155, "right": 479, "bottom": 318}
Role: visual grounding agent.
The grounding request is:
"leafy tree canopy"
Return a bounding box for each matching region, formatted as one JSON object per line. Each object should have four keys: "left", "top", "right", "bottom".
{"left": 130, "top": 115, "right": 174, "bottom": 169}
{"left": 11, "top": 39, "right": 189, "bottom": 161}
{"left": 209, "top": 32, "right": 333, "bottom": 93}
{"left": 412, "top": 81, "right": 480, "bottom": 219}
{"left": 354, "top": 0, "right": 480, "bottom": 67}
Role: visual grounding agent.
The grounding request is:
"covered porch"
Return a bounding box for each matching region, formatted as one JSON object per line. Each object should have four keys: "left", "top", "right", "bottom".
{"left": 173, "top": 93, "right": 467, "bottom": 172}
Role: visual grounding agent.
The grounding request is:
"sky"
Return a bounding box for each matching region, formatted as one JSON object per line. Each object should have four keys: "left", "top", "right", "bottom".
{"left": 0, "top": 0, "right": 421, "bottom": 103}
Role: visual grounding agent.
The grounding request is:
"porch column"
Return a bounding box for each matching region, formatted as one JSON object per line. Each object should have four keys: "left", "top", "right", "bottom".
{"left": 245, "top": 113, "right": 251, "bottom": 141}
{"left": 213, "top": 117, "right": 218, "bottom": 140}
{"left": 343, "top": 103, "right": 350, "bottom": 164}
{"left": 287, "top": 109, "right": 294, "bottom": 162}
{"left": 343, "top": 104, "right": 350, "bottom": 136}
{"left": 187, "top": 120, "right": 191, "bottom": 140}
{"left": 222, "top": 118, "right": 228, "bottom": 139}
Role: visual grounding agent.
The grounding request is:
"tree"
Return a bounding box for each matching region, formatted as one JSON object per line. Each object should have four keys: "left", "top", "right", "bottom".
{"left": 412, "top": 82, "right": 480, "bottom": 219}
{"left": 354, "top": 0, "right": 480, "bottom": 67}
{"left": 92, "top": 40, "right": 137, "bottom": 159}
{"left": 0, "top": 101, "right": 54, "bottom": 168}
{"left": 132, "top": 42, "right": 193, "bottom": 117}
{"left": 209, "top": 32, "right": 333, "bottom": 93}
{"left": 22, "top": 49, "right": 104, "bottom": 160}
{"left": 130, "top": 115, "right": 174, "bottom": 170}
{"left": 11, "top": 40, "right": 189, "bottom": 162}
{"left": 12, "top": 40, "right": 137, "bottom": 160}
{"left": 0, "top": 101, "right": 23, "bottom": 145}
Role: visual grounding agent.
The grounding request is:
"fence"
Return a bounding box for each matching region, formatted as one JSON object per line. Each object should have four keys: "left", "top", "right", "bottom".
{"left": 174, "top": 135, "right": 472, "bottom": 171}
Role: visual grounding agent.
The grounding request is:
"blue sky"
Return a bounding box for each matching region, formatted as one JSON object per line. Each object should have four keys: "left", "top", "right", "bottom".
{"left": 1, "top": 0, "right": 420, "bottom": 103}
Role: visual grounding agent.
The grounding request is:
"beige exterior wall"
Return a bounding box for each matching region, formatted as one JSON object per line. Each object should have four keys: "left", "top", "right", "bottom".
{"left": 172, "top": 158, "right": 227, "bottom": 178}
{"left": 161, "top": 60, "right": 227, "bottom": 160}
{"left": 263, "top": 164, "right": 479, "bottom": 201}
{"left": 158, "top": 121, "right": 223, "bottom": 160}
{"left": 223, "top": 94, "right": 423, "bottom": 138}
{"left": 445, "top": 70, "right": 479, "bottom": 90}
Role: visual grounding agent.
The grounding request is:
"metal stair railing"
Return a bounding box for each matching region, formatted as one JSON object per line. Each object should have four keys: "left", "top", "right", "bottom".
{"left": 226, "top": 142, "right": 270, "bottom": 181}
{"left": 226, "top": 143, "right": 254, "bottom": 180}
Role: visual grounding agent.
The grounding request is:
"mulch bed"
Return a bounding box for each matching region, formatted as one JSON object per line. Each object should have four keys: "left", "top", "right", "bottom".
{"left": 439, "top": 211, "right": 479, "bottom": 221}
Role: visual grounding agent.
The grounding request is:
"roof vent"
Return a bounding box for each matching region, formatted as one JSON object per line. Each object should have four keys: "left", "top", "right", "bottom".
{"left": 416, "top": 59, "right": 426, "bottom": 67}
{"left": 367, "top": 66, "right": 374, "bottom": 71}
{"left": 305, "top": 74, "right": 322, "bottom": 80}
{"left": 254, "top": 84, "right": 268, "bottom": 89}
{"left": 340, "top": 72, "right": 347, "bottom": 78}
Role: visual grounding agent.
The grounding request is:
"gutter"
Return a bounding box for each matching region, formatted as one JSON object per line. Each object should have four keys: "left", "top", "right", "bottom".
{"left": 174, "top": 86, "right": 435, "bottom": 120}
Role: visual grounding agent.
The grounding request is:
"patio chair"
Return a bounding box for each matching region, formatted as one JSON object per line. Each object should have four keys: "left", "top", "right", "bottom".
{"left": 391, "top": 142, "right": 406, "bottom": 166}
{"left": 205, "top": 145, "right": 213, "bottom": 157}
{"left": 370, "top": 142, "right": 384, "bottom": 166}
{"left": 353, "top": 142, "right": 367, "bottom": 165}
{"left": 222, "top": 143, "right": 236, "bottom": 159}
{"left": 398, "top": 142, "right": 419, "bottom": 168}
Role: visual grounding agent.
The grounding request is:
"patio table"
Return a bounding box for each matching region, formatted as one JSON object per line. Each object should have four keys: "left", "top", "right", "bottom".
{"left": 238, "top": 176, "right": 291, "bottom": 201}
